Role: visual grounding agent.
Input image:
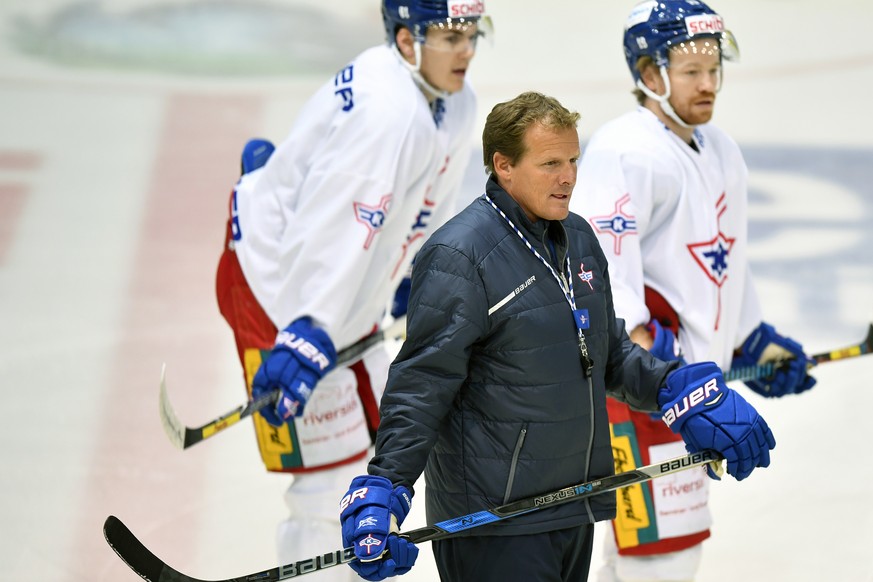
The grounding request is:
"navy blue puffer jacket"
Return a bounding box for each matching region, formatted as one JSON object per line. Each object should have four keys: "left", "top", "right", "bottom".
{"left": 369, "top": 176, "right": 677, "bottom": 536}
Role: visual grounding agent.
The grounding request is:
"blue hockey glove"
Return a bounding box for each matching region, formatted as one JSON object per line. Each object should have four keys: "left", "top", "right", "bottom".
{"left": 659, "top": 362, "right": 776, "bottom": 481}
{"left": 340, "top": 475, "right": 417, "bottom": 581}
{"left": 647, "top": 319, "right": 684, "bottom": 363}
{"left": 732, "top": 322, "right": 816, "bottom": 398}
{"left": 252, "top": 317, "right": 337, "bottom": 426}
{"left": 240, "top": 138, "right": 275, "bottom": 174}
{"left": 391, "top": 276, "right": 412, "bottom": 320}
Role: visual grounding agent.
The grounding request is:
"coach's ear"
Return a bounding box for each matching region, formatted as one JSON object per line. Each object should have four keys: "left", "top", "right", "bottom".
{"left": 492, "top": 151, "right": 514, "bottom": 186}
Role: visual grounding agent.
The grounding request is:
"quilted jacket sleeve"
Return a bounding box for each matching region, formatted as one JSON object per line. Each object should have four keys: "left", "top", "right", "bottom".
{"left": 368, "top": 240, "right": 487, "bottom": 491}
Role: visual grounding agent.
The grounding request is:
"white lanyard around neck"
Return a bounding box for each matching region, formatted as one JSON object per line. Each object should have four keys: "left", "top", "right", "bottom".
{"left": 484, "top": 194, "right": 593, "bottom": 376}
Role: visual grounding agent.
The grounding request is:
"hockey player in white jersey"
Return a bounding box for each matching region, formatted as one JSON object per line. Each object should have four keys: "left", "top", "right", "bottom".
{"left": 570, "top": 1, "right": 817, "bottom": 581}
{"left": 214, "top": 1, "right": 489, "bottom": 577}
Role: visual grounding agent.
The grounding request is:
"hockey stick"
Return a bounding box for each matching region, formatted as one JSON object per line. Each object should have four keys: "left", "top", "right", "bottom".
{"left": 723, "top": 322, "right": 873, "bottom": 383}
{"left": 104, "top": 448, "right": 723, "bottom": 581}
{"left": 159, "top": 317, "right": 407, "bottom": 450}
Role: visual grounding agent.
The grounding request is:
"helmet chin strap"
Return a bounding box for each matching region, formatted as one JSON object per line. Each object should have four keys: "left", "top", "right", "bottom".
{"left": 391, "top": 42, "right": 449, "bottom": 102}
{"left": 636, "top": 66, "right": 692, "bottom": 129}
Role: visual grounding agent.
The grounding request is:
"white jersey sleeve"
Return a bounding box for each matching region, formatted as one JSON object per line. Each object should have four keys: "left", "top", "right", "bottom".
{"left": 232, "top": 45, "right": 476, "bottom": 350}
{"left": 572, "top": 108, "right": 763, "bottom": 368}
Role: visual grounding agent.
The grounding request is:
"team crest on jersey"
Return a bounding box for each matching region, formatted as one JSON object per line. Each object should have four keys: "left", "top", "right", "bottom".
{"left": 354, "top": 194, "right": 393, "bottom": 250}
{"left": 686, "top": 193, "right": 735, "bottom": 330}
{"left": 688, "top": 232, "right": 734, "bottom": 285}
{"left": 590, "top": 193, "right": 637, "bottom": 254}
{"left": 577, "top": 262, "right": 595, "bottom": 291}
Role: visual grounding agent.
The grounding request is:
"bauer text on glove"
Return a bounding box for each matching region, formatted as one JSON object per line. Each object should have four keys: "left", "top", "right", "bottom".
{"left": 659, "top": 361, "right": 776, "bottom": 481}
{"left": 251, "top": 317, "right": 337, "bottom": 426}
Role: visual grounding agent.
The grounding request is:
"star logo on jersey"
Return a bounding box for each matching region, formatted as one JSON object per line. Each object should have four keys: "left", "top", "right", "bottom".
{"left": 354, "top": 194, "right": 393, "bottom": 250}
{"left": 688, "top": 232, "right": 734, "bottom": 286}
{"left": 686, "top": 193, "right": 735, "bottom": 330}
{"left": 589, "top": 193, "right": 637, "bottom": 254}
{"left": 577, "top": 262, "right": 595, "bottom": 291}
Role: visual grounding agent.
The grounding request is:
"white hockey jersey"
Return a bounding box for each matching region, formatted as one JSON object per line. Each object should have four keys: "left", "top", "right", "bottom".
{"left": 233, "top": 44, "right": 477, "bottom": 352}
{"left": 571, "top": 107, "right": 762, "bottom": 368}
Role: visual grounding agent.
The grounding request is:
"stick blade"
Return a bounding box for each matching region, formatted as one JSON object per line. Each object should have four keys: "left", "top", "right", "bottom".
{"left": 158, "top": 363, "right": 186, "bottom": 449}
{"left": 104, "top": 515, "right": 204, "bottom": 582}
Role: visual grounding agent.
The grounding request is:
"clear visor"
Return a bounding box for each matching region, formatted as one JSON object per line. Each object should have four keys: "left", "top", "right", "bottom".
{"left": 422, "top": 15, "right": 494, "bottom": 53}
{"left": 667, "top": 30, "right": 740, "bottom": 62}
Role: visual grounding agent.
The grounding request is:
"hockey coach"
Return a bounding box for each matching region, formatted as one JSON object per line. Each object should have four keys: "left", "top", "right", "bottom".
{"left": 339, "top": 91, "right": 776, "bottom": 581}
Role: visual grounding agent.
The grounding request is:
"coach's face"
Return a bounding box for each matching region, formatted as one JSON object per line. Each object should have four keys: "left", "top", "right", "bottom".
{"left": 493, "top": 123, "right": 580, "bottom": 222}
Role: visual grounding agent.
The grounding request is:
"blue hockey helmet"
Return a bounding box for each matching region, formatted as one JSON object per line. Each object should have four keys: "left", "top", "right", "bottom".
{"left": 623, "top": 0, "right": 739, "bottom": 83}
{"left": 382, "top": 0, "right": 487, "bottom": 44}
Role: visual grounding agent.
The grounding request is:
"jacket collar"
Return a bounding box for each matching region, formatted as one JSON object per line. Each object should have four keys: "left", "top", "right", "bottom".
{"left": 484, "top": 174, "right": 569, "bottom": 266}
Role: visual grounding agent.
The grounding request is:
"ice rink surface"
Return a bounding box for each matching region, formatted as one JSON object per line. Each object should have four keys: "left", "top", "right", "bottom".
{"left": 1, "top": 0, "right": 871, "bottom": 580}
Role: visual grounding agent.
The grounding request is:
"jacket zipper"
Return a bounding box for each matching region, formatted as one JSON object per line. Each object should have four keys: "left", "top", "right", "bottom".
{"left": 541, "top": 222, "right": 597, "bottom": 519}
{"left": 582, "top": 375, "right": 596, "bottom": 522}
{"left": 503, "top": 425, "right": 528, "bottom": 503}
